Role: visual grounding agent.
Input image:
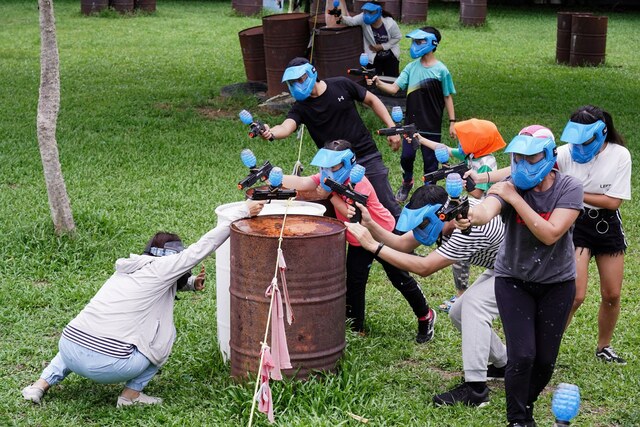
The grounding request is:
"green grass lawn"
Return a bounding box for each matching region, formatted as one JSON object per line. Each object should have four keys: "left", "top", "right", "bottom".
{"left": 1, "top": 0, "right": 639, "bottom": 425}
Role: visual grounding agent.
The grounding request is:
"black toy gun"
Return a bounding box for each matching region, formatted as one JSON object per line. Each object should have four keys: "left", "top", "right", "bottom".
{"left": 238, "top": 149, "right": 273, "bottom": 190}
{"left": 239, "top": 109, "right": 274, "bottom": 141}
{"left": 249, "top": 167, "right": 297, "bottom": 201}
{"left": 437, "top": 173, "right": 471, "bottom": 235}
{"left": 323, "top": 165, "right": 367, "bottom": 222}
{"left": 347, "top": 53, "right": 376, "bottom": 84}
{"left": 328, "top": 0, "right": 341, "bottom": 17}
{"left": 422, "top": 161, "right": 476, "bottom": 192}
{"left": 377, "top": 123, "right": 420, "bottom": 150}
{"left": 347, "top": 67, "right": 376, "bottom": 78}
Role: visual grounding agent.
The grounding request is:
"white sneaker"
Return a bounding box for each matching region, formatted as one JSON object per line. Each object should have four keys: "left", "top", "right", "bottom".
{"left": 116, "top": 392, "right": 163, "bottom": 408}
{"left": 22, "top": 385, "right": 45, "bottom": 404}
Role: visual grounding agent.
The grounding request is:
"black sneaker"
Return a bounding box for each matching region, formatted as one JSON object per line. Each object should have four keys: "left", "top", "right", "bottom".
{"left": 395, "top": 180, "right": 413, "bottom": 203}
{"left": 486, "top": 364, "right": 506, "bottom": 381}
{"left": 433, "top": 382, "right": 490, "bottom": 407}
{"left": 596, "top": 346, "right": 627, "bottom": 364}
{"left": 507, "top": 422, "right": 535, "bottom": 427}
{"left": 416, "top": 308, "right": 437, "bottom": 343}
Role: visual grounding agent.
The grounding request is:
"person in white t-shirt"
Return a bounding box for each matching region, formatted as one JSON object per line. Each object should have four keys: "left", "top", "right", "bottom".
{"left": 558, "top": 105, "right": 631, "bottom": 365}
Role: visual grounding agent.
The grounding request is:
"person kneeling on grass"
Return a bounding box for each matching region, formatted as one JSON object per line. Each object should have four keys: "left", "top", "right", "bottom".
{"left": 345, "top": 184, "right": 507, "bottom": 407}
{"left": 22, "top": 200, "right": 265, "bottom": 408}
{"left": 281, "top": 139, "right": 436, "bottom": 342}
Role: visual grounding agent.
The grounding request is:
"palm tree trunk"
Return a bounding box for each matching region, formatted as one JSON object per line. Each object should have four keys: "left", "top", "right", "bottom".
{"left": 37, "top": 0, "right": 75, "bottom": 235}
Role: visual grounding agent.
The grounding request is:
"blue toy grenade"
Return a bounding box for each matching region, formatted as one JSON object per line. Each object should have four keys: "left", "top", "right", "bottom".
{"left": 552, "top": 383, "right": 580, "bottom": 426}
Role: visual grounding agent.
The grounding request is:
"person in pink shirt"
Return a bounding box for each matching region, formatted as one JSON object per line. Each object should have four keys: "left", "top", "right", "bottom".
{"left": 282, "top": 140, "right": 436, "bottom": 342}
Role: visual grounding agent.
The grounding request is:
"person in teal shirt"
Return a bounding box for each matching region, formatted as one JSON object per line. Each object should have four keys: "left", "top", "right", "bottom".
{"left": 373, "top": 26, "right": 457, "bottom": 203}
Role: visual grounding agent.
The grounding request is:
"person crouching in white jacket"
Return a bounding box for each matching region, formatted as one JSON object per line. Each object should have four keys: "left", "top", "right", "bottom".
{"left": 22, "top": 200, "right": 264, "bottom": 408}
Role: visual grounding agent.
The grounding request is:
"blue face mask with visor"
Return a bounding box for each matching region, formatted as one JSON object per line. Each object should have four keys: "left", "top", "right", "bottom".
{"left": 560, "top": 120, "right": 607, "bottom": 164}
{"left": 361, "top": 3, "right": 382, "bottom": 25}
{"left": 311, "top": 148, "right": 356, "bottom": 191}
{"left": 506, "top": 134, "right": 557, "bottom": 191}
{"left": 406, "top": 29, "right": 438, "bottom": 59}
{"left": 282, "top": 63, "right": 318, "bottom": 102}
{"left": 396, "top": 203, "right": 444, "bottom": 246}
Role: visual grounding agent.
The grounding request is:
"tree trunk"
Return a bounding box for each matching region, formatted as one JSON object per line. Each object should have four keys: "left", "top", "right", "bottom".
{"left": 37, "top": 0, "right": 75, "bottom": 235}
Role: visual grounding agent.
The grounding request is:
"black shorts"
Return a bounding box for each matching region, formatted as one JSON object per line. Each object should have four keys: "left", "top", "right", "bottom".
{"left": 573, "top": 208, "right": 627, "bottom": 256}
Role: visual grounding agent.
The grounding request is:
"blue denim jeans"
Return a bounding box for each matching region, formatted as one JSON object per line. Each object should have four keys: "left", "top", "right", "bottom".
{"left": 40, "top": 336, "right": 159, "bottom": 392}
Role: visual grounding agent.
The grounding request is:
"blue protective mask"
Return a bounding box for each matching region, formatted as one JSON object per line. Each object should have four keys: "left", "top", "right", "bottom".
{"left": 312, "top": 148, "right": 355, "bottom": 191}
{"left": 288, "top": 75, "right": 315, "bottom": 102}
{"left": 505, "top": 134, "right": 557, "bottom": 191}
{"left": 406, "top": 30, "right": 438, "bottom": 59}
{"left": 361, "top": 3, "right": 382, "bottom": 25}
{"left": 560, "top": 120, "right": 607, "bottom": 164}
{"left": 282, "top": 63, "right": 318, "bottom": 102}
{"left": 319, "top": 166, "right": 351, "bottom": 191}
{"left": 397, "top": 203, "right": 444, "bottom": 246}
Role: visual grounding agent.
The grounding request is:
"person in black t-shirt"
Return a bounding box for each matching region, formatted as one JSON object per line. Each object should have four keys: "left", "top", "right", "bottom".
{"left": 260, "top": 57, "right": 402, "bottom": 219}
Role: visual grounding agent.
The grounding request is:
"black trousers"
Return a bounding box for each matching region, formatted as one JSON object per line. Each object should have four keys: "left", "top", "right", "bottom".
{"left": 495, "top": 276, "right": 575, "bottom": 423}
{"left": 346, "top": 244, "right": 428, "bottom": 332}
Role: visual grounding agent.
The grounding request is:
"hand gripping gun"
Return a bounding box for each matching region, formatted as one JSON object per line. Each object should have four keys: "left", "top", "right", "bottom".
{"left": 322, "top": 164, "right": 368, "bottom": 222}
{"left": 436, "top": 173, "right": 471, "bottom": 235}
{"left": 377, "top": 107, "right": 420, "bottom": 151}
{"left": 239, "top": 109, "right": 274, "bottom": 141}
{"left": 422, "top": 149, "right": 476, "bottom": 192}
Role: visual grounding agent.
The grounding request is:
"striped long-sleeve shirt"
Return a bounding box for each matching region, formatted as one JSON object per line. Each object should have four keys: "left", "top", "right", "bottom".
{"left": 436, "top": 199, "right": 504, "bottom": 269}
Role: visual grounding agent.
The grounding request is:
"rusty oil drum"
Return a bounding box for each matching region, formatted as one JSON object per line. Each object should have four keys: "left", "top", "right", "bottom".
{"left": 313, "top": 26, "right": 363, "bottom": 82}
{"left": 401, "top": 0, "right": 428, "bottom": 24}
{"left": 110, "top": 0, "right": 134, "bottom": 13}
{"left": 232, "top": 0, "right": 262, "bottom": 16}
{"left": 135, "top": 0, "right": 156, "bottom": 12}
{"left": 570, "top": 15, "right": 607, "bottom": 67}
{"left": 81, "top": 0, "right": 108, "bottom": 14}
{"left": 230, "top": 215, "right": 346, "bottom": 379}
{"left": 263, "top": 13, "right": 311, "bottom": 97}
{"left": 556, "top": 12, "right": 591, "bottom": 64}
{"left": 460, "top": 0, "right": 486, "bottom": 26}
{"left": 239, "top": 26, "right": 268, "bottom": 83}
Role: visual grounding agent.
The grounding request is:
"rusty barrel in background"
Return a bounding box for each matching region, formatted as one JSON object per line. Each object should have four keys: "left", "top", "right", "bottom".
{"left": 570, "top": 15, "right": 607, "bottom": 67}
{"left": 81, "top": 0, "right": 108, "bottom": 14}
{"left": 263, "top": 13, "right": 311, "bottom": 97}
{"left": 401, "top": 0, "right": 427, "bottom": 24}
{"left": 239, "top": 26, "right": 268, "bottom": 83}
{"left": 110, "top": 0, "right": 134, "bottom": 13}
{"left": 312, "top": 26, "right": 363, "bottom": 83}
{"left": 460, "top": 0, "right": 486, "bottom": 26}
{"left": 308, "top": 12, "right": 327, "bottom": 31}
{"left": 135, "top": 0, "right": 156, "bottom": 12}
{"left": 556, "top": 12, "right": 591, "bottom": 64}
{"left": 232, "top": 0, "right": 262, "bottom": 16}
{"left": 230, "top": 215, "right": 347, "bottom": 379}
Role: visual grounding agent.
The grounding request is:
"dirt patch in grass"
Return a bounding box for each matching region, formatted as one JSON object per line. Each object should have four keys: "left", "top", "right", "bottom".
{"left": 429, "top": 365, "right": 461, "bottom": 381}
{"left": 196, "top": 106, "right": 237, "bottom": 120}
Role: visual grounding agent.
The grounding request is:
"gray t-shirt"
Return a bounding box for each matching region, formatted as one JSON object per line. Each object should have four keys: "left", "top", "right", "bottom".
{"left": 493, "top": 172, "right": 583, "bottom": 284}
